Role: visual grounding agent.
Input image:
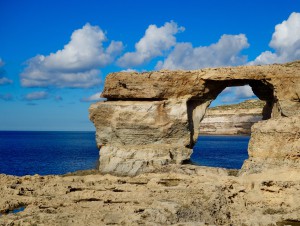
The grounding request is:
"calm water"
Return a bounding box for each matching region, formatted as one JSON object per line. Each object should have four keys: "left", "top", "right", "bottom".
{"left": 0, "top": 131, "right": 99, "bottom": 176}
{"left": 0, "top": 132, "right": 249, "bottom": 176}
{"left": 191, "top": 135, "right": 250, "bottom": 169}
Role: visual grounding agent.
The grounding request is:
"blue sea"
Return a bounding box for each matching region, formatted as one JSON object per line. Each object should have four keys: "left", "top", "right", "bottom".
{"left": 0, "top": 131, "right": 99, "bottom": 176}
{"left": 191, "top": 135, "right": 250, "bottom": 169}
{"left": 0, "top": 131, "right": 249, "bottom": 176}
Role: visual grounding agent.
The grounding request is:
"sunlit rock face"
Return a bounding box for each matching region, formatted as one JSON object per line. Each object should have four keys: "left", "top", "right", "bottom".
{"left": 199, "top": 99, "right": 264, "bottom": 135}
{"left": 89, "top": 100, "right": 192, "bottom": 176}
{"left": 89, "top": 61, "right": 300, "bottom": 176}
{"left": 241, "top": 115, "right": 300, "bottom": 174}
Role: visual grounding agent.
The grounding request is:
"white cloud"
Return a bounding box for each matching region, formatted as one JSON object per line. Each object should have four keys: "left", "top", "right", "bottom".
{"left": 235, "top": 85, "right": 255, "bottom": 98}
{"left": 21, "top": 23, "right": 123, "bottom": 88}
{"left": 24, "top": 91, "right": 49, "bottom": 101}
{"left": 121, "top": 69, "right": 137, "bottom": 72}
{"left": 117, "top": 21, "right": 184, "bottom": 68}
{"left": 21, "top": 66, "right": 101, "bottom": 88}
{"left": 251, "top": 12, "right": 300, "bottom": 65}
{"left": 80, "top": 92, "right": 106, "bottom": 102}
{"left": 0, "top": 77, "right": 13, "bottom": 85}
{"left": 0, "top": 58, "right": 13, "bottom": 85}
{"left": 219, "top": 85, "right": 256, "bottom": 103}
{"left": 156, "top": 34, "right": 249, "bottom": 70}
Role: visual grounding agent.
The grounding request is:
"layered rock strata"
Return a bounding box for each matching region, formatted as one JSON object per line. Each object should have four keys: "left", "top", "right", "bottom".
{"left": 89, "top": 61, "right": 300, "bottom": 176}
{"left": 241, "top": 115, "right": 300, "bottom": 174}
{"left": 89, "top": 99, "right": 192, "bottom": 176}
{"left": 199, "top": 99, "right": 264, "bottom": 135}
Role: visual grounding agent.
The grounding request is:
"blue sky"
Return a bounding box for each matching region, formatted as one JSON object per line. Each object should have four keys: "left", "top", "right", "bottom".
{"left": 0, "top": 0, "right": 300, "bottom": 131}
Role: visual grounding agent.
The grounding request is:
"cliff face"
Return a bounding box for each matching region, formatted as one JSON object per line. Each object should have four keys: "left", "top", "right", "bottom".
{"left": 199, "top": 99, "right": 264, "bottom": 135}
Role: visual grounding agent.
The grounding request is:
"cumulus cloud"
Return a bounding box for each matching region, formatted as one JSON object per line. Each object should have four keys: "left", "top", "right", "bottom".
{"left": 24, "top": 91, "right": 49, "bottom": 101}
{"left": 80, "top": 92, "right": 106, "bottom": 102}
{"left": 219, "top": 85, "right": 256, "bottom": 104}
{"left": 117, "top": 21, "right": 184, "bottom": 67}
{"left": 156, "top": 34, "right": 249, "bottom": 70}
{"left": 0, "top": 77, "right": 13, "bottom": 85}
{"left": 21, "top": 23, "right": 123, "bottom": 88}
{"left": 121, "top": 68, "right": 138, "bottom": 72}
{"left": 235, "top": 85, "right": 255, "bottom": 98}
{"left": 0, "top": 93, "right": 13, "bottom": 101}
{"left": 251, "top": 12, "right": 300, "bottom": 65}
{"left": 0, "top": 58, "right": 13, "bottom": 85}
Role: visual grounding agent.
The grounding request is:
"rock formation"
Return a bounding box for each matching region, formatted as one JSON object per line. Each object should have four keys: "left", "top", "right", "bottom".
{"left": 89, "top": 61, "right": 300, "bottom": 176}
{"left": 0, "top": 62, "right": 299, "bottom": 226}
{"left": 199, "top": 99, "right": 264, "bottom": 135}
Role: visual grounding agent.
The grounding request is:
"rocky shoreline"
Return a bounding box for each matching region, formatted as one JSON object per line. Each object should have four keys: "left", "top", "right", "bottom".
{"left": 0, "top": 165, "right": 299, "bottom": 225}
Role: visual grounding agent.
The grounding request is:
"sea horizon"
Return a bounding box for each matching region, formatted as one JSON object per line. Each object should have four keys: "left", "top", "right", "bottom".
{"left": 0, "top": 131, "right": 250, "bottom": 176}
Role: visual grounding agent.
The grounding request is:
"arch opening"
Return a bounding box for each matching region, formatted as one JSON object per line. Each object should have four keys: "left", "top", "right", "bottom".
{"left": 187, "top": 80, "right": 275, "bottom": 169}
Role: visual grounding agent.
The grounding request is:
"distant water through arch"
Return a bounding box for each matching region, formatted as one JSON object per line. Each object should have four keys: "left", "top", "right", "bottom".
{"left": 190, "top": 135, "right": 250, "bottom": 169}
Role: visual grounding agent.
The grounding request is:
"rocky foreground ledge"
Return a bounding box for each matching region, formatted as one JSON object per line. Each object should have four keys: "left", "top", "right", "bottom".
{"left": 0, "top": 166, "right": 299, "bottom": 225}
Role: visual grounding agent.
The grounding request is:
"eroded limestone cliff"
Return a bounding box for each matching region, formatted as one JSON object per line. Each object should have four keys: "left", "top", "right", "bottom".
{"left": 199, "top": 99, "right": 264, "bottom": 135}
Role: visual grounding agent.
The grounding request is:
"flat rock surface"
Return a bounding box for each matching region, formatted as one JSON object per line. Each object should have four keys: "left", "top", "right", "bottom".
{"left": 0, "top": 165, "right": 299, "bottom": 226}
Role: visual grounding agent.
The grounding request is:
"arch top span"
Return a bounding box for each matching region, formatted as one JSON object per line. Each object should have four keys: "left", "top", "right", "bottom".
{"left": 89, "top": 61, "right": 300, "bottom": 176}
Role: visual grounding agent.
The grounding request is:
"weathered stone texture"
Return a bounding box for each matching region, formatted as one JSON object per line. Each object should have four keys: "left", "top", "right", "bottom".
{"left": 99, "top": 145, "right": 192, "bottom": 176}
{"left": 90, "top": 61, "right": 300, "bottom": 176}
{"left": 199, "top": 99, "right": 264, "bottom": 135}
{"left": 1, "top": 166, "right": 300, "bottom": 225}
{"left": 101, "top": 70, "right": 206, "bottom": 99}
{"left": 102, "top": 62, "right": 300, "bottom": 118}
{"left": 200, "top": 114, "right": 262, "bottom": 135}
{"left": 242, "top": 115, "right": 300, "bottom": 174}
{"left": 90, "top": 100, "right": 190, "bottom": 147}
{"left": 89, "top": 99, "right": 192, "bottom": 175}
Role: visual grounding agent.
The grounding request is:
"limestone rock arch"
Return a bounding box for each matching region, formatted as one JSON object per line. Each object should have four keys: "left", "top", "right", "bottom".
{"left": 89, "top": 61, "right": 300, "bottom": 176}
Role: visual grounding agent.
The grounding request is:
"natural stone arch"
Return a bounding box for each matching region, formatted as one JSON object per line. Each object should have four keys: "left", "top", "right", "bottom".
{"left": 186, "top": 79, "right": 274, "bottom": 147}
{"left": 89, "top": 61, "right": 300, "bottom": 176}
